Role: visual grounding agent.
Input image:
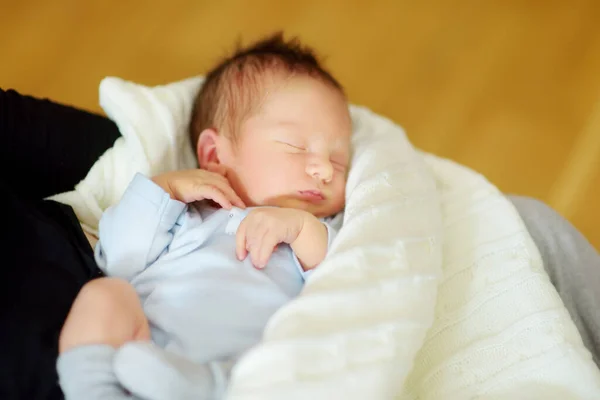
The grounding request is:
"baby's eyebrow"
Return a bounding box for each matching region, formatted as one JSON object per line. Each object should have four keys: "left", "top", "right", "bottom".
{"left": 274, "top": 120, "right": 301, "bottom": 128}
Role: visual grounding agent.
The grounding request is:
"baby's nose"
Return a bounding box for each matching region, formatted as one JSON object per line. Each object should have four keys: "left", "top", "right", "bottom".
{"left": 306, "top": 158, "right": 333, "bottom": 183}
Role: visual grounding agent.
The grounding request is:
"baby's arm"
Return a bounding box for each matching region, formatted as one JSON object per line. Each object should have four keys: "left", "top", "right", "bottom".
{"left": 291, "top": 214, "right": 331, "bottom": 271}
{"left": 97, "top": 169, "right": 244, "bottom": 280}
{"left": 235, "top": 208, "right": 337, "bottom": 273}
{"left": 95, "top": 173, "right": 187, "bottom": 280}
{"left": 57, "top": 278, "right": 151, "bottom": 400}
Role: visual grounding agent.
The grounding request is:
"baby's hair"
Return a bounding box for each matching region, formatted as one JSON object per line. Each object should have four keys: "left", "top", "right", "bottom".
{"left": 189, "top": 31, "right": 344, "bottom": 148}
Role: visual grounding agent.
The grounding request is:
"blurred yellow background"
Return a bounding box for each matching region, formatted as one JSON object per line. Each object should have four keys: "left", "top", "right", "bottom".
{"left": 1, "top": 0, "right": 599, "bottom": 249}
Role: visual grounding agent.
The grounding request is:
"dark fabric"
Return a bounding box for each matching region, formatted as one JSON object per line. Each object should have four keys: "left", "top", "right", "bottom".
{"left": 0, "top": 88, "right": 118, "bottom": 400}
{"left": 0, "top": 88, "right": 120, "bottom": 200}
{"left": 0, "top": 186, "right": 103, "bottom": 400}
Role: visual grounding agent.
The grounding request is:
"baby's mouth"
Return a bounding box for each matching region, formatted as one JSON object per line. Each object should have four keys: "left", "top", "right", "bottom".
{"left": 298, "top": 190, "right": 325, "bottom": 202}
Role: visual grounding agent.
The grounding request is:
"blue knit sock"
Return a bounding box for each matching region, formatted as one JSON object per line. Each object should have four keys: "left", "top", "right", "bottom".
{"left": 114, "top": 341, "right": 234, "bottom": 400}
{"left": 57, "top": 344, "right": 133, "bottom": 399}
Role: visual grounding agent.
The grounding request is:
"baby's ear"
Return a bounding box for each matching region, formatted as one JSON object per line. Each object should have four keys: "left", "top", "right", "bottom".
{"left": 196, "top": 128, "right": 219, "bottom": 168}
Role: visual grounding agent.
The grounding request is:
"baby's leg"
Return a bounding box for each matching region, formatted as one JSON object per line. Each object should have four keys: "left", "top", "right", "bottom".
{"left": 57, "top": 277, "right": 150, "bottom": 399}
{"left": 59, "top": 277, "right": 150, "bottom": 351}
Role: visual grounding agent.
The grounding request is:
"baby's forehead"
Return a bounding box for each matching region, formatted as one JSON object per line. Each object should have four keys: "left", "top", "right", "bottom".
{"left": 233, "top": 73, "right": 351, "bottom": 138}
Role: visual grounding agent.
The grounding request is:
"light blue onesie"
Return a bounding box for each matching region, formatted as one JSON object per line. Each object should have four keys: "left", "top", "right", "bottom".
{"left": 56, "top": 173, "right": 340, "bottom": 400}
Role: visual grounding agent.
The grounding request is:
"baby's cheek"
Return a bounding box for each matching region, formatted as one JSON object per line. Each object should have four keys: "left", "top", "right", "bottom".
{"left": 249, "top": 174, "right": 279, "bottom": 204}
{"left": 333, "top": 185, "right": 347, "bottom": 208}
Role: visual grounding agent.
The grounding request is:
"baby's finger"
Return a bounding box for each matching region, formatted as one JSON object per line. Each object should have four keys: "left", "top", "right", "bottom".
{"left": 207, "top": 165, "right": 232, "bottom": 182}
{"left": 224, "top": 187, "right": 246, "bottom": 209}
{"left": 248, "top": 228, "right": 270, "bottom": 269}
{"left": 190, "top": 168, "right": 231, "bottom": 188}
{"left": 255, "top": 233, "right": 278, "bottom": 269}
{"left": 208, "top": 178, "right": 246, "bottom": 209}
{"left": 196, "top": 185, "right": 233, "bottom": 209}
{"left": 235, "top": 220, "right": 248, "bottom": 261}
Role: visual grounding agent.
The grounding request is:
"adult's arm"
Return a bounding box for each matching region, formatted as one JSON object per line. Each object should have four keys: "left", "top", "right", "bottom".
{"left": 0, "top": 88, "right": 121, "bottom": 200}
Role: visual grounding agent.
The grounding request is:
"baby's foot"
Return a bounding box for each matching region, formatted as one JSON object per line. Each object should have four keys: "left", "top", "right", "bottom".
{"left": 114, "top": 341, "right": 233, "bottom": 400}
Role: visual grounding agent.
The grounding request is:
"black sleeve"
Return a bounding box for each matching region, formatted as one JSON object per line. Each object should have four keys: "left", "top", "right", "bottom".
{"left": 0, "top": 88, "right": 121, "bottom": 200}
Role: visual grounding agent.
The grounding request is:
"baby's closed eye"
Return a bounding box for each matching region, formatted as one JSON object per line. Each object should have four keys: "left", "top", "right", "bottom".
{"left": 276, "top": 140, "right": 348, "bottom": 171}
{"left": 277, "top": 140, "right": 306, "bottom": 152}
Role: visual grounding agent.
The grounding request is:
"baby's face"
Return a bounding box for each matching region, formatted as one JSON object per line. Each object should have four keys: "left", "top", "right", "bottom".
{"left": 221, "top": 76, "right": 352, "bottom": 218}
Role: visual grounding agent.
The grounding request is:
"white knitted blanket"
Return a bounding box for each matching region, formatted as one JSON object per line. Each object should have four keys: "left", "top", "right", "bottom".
{"left": 51, "top": 77, "right": 600, "bottom": 399}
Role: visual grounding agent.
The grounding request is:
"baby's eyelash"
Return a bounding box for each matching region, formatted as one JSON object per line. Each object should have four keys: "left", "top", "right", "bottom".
{"left": 277, "top": 140, "right": 347, "bottom": 169}
{"left": 278, "top": 141, "right": 305, "bottom": 151}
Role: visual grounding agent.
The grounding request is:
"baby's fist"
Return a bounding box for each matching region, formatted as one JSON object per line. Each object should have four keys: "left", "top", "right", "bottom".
{"left": 235, "top": 208, "right": 307, "bottom": 268}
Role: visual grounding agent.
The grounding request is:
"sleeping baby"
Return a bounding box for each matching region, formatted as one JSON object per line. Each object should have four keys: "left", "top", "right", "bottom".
{"left": 56, "top": 32, "right": 352, "bottom": 399}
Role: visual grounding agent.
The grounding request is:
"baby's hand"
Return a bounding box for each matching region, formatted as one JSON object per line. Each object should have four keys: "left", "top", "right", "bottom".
{"left": 235, "top": 208, "right": 307, "bottom": 268}
{"left": 151, "top": 168, "right": 245, "bottom": 209}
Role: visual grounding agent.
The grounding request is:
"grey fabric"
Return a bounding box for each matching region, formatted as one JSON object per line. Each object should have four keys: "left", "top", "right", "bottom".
{"left": 509, "top": 195, "right": 600, "bottom": 367}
